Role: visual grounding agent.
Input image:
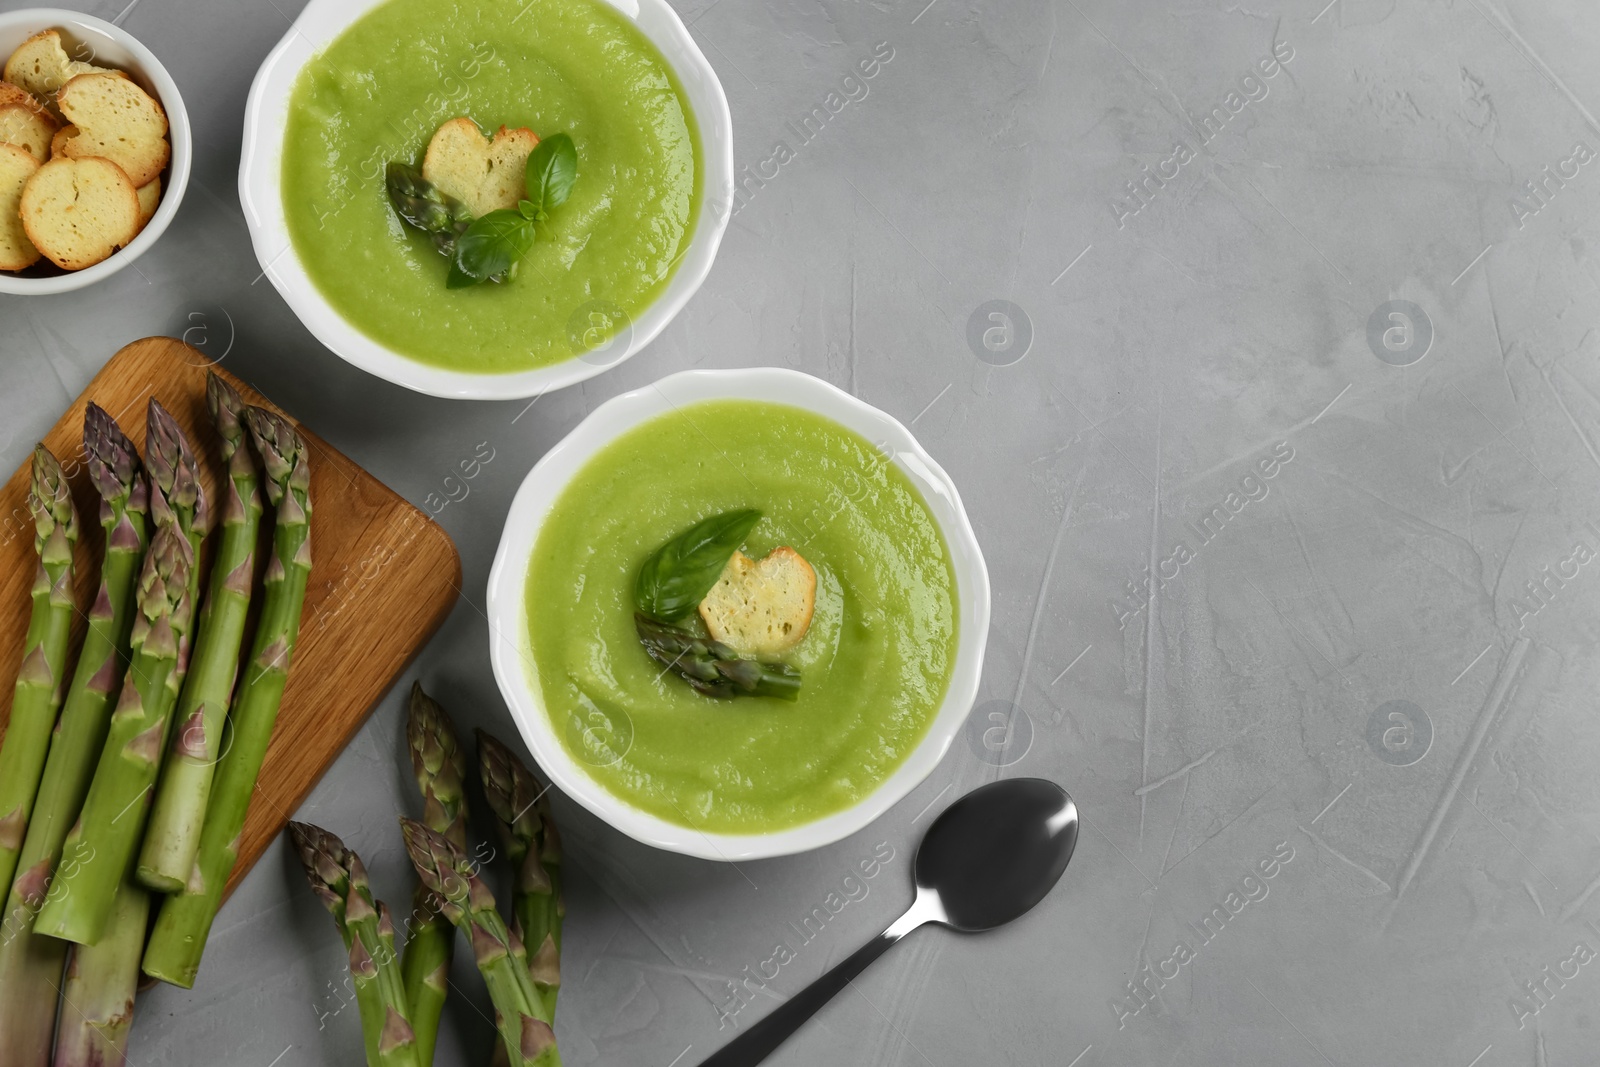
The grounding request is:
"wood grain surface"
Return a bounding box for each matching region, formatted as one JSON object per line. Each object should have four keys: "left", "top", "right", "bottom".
{"left": 0, "top": 336, "right": 461, "bottom": 897}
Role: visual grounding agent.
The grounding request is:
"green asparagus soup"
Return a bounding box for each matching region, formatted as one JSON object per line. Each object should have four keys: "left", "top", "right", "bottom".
{"left": 281, "top": 0, "right": 702, "bottom": 373}
{"left": 524, "top": 400, "right": 960, "bottom": 833}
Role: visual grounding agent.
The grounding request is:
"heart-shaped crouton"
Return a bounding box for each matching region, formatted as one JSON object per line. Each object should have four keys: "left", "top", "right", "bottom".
{"left": 698, "top": 547, "right": 817, "bottom": 656}
{"left": 0, "top": 144, "right": 41, "bottom": 270}
{"left": 422, "top": 118, "right": 539, "bottom": 218}
{"left": 57, "top": 72, "right": 168, "bottom": 187}
{"left": 0, "top": 83, "right": 57, "bottom": 161}
{"left": 3, "top": 30, "right": 117, "bottom": 118}
{"left": 20, "top": 155, "right": 139, "bottom": 270}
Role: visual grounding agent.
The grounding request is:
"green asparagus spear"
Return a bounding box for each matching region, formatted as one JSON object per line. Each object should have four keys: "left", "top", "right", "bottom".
{"left": 0, "top": 407, "right": 147, "bottom": 1067}
{"left": 633, "top": 613, "right": 801, "bottom": 700}
{"left": 144, "top": 399, "right": 206, "bottom": 677}
{"left": 138, "top": 375, "right": 264, "bottom": 891}
{"left": 52, "top": 878, "right": 149, "bottom": 1067}
{"left": 400, "top": 819, "right": 559, "bottom": 1067}
{"left": 33, "top": 524, "right": 195, "bottom": 945}
{"left": 288, "top": 822, "right": 421, "bottom": 1067}
{"left": 477, "top": 731, "right": 563, "bottom": 1012}
{"left": 0, "top": 447, "right": 79, "bottom": 896}
{"left": 386, "top": 162, "right": 472, "bottom": 257}
{"left": 144, "top": 398, "right": 204, "bottom": 555}
{"left": 142, "top": 408, "right": 312, "bottom": 988}
{"left": 401, "top": 683, "right": 470, "bottom": 1067}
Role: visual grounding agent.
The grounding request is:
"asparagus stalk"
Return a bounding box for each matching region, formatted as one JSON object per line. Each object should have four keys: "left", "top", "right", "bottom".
{"left": 400, "top": 819, "right": 559, "bottom": 1067}
{"left": 33, "top": 524, "right": 195, "bottom": 945}
{"left": 0, "top": 408, "right": 147, "bottom": 1067}
{"left": 142, "top": 408, "right": 312, "bottom": 988}
{"left": 402, "top": 684, "right": 468, "bottom": 1067}
{"left": 0, "top": 447, "right": 79, "bottom": 895}
{"left": 144, "top": 399, "right": 206, "bottom": 681}
{"left": 477, "top": 731, "right": 563, "bottom": 1012}
{"left": 288, "top": 822, "right": 420, "bottom": 1067}
{"left": 138, "top": 376, "right": 264, "bottom": 891}
{"left": 52, "top": 879, "right": 149, "bottom": 1067}
{"left": 633, "top": 614, "right": 801, "bottom": 700}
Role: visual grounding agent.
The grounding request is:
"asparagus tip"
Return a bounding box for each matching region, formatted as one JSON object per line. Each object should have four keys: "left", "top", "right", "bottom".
{"left": 146, "top": 398, "right": 206, "bottom": 532}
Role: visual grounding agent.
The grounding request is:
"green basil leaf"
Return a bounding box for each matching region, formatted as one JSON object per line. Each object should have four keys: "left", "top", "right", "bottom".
{"left": 635, "top": 508, "right": 762, "bottom": 622}
{"left": 525, "top": 133, "right": 577, "bottom": 215}
{"left": 518, "top": 198, "right": 540, "bottom": 220}
{"left": 446, "top": 261, "right": 481, "bottom": 289}
{"left": 453, "top": 209, "right": 535, "bottom": 283}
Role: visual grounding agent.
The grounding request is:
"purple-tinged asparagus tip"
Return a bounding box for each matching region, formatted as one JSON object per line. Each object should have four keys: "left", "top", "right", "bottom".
{"left": 147, "top": 398, "right": 206, "bottom": 533}
{"left": 29, "top": 445, "right": 78, "bottom": 549}
{"left": 242, "top": 406, "right": 308, "bottom": 503}
{"left": 206, "top": 373, "right": 247, "bottom": 455}
{"left": 84, "top": 401, "right": 146, "bottom": 515}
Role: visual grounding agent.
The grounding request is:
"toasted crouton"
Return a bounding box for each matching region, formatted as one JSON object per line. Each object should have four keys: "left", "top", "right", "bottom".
{"left": 20, "top": 156, "right": 139, "bottom": 270}
{"left": 50, "top": 124, "right": 75, "bottom": 158}
{"left": 422, "top": 118, "right": 540, "bottom": 217}
{"left": 135, "top": 176, "right": 160, "bottom": 229}
{"left": 0, "top": 83, "right": 39, "bottom": 110}
{"left": 0, "top": 97, "right": 56, "bottom": 161}
{"left": 4, "top": 30, "right": 116, "bottom": 118}
{"left": 0, "top": 144, "right": 41, "bottom": 270}
{"left": 58, "top": 72, "right": 168, "bottom": 187}
{"left": 698, "top": 548, "right": 817, "bottom": 656}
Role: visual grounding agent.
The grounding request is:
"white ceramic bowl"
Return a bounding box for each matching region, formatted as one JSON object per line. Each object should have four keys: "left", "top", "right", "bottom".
{"left": 0, "top": 9, "right": 190, "bottom": 296}
{"left": 239, "top": 0, "right": 734, "bottom": 400}
{"left": 487, "top": 368, "right": 991, "bottom": 860}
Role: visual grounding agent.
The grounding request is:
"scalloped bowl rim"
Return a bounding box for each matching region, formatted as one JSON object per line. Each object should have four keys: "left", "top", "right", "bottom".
{"left": 238, "top": 0, "right": 734, "bottom": 400}
{"left": 0, "top": 9, "right": 190, "bottom": 296}
{"left": 487, "top": 368, "right": 991, "bottom": 861}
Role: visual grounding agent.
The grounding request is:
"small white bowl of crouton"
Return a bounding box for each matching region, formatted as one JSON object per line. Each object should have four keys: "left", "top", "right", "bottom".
{"left": 0, "top": 10, "right": 189, "bottom": 294}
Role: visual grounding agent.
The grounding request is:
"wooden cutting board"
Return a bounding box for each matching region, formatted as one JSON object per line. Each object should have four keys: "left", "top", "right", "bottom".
{"left": 0, "top": 337, "right": 461, "bottom": 897}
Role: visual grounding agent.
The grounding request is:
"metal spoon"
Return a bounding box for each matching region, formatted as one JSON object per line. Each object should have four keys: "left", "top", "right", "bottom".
{"left": 696, "top": 778, "right": 1079, "bottom": 1067}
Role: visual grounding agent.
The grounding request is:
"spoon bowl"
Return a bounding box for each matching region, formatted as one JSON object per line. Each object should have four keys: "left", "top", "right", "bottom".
{"left": 698, "top": 778, "right": 1078, "bottom": 1067}
{"left": 916, "top": 777, "right": 1077, "bottom": 932}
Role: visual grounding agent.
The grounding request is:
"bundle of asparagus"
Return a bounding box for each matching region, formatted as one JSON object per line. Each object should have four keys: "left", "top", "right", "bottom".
{"left": 290, "top": 685, "right": 565, "bottom": 1067}
{"left": 0, "top": 379, "right": 316, "bottom": 1067}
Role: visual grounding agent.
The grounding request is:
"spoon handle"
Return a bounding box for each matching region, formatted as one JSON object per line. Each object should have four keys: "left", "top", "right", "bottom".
{"left": 695, "top": 902, "right": 930, "bottom": 1066}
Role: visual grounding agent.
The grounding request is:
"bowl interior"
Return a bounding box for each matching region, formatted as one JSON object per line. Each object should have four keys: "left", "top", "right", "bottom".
{"left": 0, "top": 8, "right": 190, "bottom": 296}
{"left": 239, "top": 0, "right": 734, "bottom": 399}
{"left": 487, "top": 369, "right": 990, "bottom": 861}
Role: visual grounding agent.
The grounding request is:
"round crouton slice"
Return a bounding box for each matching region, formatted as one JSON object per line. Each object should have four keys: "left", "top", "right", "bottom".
{"left": 0, "top": 144, "right": 42, "bottom": 270}
{"left": 422, "top": 117, "right": 540, "bottom": 218}
{"left": 0, "top": 83, "right": 40, "bottom": 109}
{"left": 57, "top": 72, "right": 169, "bottom": 187}
{"left": 698, "top": 548, "right": 818, "bottom": 656}
{"left": 0, "top": 99, "right": 57, "bottom": 161}
{"left": 4, "top": 30, "right": 117, "bottom": 119}
{"left": 135, "top": 175, "right": 160, "bottom": 229}
{"left": 50, "top": 124, "right": 76, "bottom": 158}
{"left": 20, "top": 156, "right": 140, "bottom": 270}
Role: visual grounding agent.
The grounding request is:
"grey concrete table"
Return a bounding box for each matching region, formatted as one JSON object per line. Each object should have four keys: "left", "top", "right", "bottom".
{"left": 7, "top": 0, "right": 1600, "bottom": 1063}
